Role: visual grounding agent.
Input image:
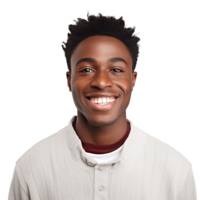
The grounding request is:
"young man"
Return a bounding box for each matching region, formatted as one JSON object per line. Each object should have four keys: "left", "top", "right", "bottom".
{"left": 8, "top": 14, "right": 196, "bottom": 200}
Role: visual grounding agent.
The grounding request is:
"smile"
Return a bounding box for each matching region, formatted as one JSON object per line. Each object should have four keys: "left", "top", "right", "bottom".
{"left": 85, "top": 96, "right": 119, "bottom": 110}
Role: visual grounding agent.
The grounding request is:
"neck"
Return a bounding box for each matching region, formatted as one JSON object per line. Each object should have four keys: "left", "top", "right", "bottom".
{"left": 75, "top": 112, "right": 127, "bottom": 146}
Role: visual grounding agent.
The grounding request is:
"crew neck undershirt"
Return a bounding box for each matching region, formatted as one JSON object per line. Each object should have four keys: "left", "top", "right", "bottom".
{"left": 72, "top": 118, "right": 130, "bottom": 154}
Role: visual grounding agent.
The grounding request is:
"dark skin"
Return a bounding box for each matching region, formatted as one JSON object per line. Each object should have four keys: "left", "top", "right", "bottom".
{"left": 67, "top": 35, "right": 137, "bottom": 145}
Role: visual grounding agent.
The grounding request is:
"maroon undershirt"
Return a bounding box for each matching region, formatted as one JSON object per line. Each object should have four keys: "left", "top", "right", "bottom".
{"left": 72, "top": 118, "right": 130, "bottom": 154}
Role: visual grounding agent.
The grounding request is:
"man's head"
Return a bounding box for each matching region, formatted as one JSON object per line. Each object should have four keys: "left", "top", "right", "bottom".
{"left": 62, "top": 14, "right": 140, "bottom": 126}
{"left": 62, "top": 13, "right": 140, "bottom": 72}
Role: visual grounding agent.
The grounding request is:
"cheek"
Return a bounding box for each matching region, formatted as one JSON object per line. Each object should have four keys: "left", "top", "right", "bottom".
{"left": 124, "top": 80, "right": 132, "bottom": 94}
{"left": 71, "top": 79, "right": 83, "bottom": 109}
{"left": 72, "top": 77, "right": 89, "bottom": 90}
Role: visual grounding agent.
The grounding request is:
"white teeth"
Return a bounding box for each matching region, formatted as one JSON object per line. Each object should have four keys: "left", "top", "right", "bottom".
{"left": 98, "top": 98, "right": 102, "bottom": 103}
{"left": 89, "top": 97, "right": 116, "bottom": 105}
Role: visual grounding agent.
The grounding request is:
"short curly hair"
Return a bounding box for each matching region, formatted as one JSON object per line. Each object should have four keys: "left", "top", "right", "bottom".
{"left": 62, "top": 13, "right": 140, "bottom": 72}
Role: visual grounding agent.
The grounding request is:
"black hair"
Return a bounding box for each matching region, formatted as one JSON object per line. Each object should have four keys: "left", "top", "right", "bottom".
{"left": 62, "top": 13, "right": 140, "bottom": 72}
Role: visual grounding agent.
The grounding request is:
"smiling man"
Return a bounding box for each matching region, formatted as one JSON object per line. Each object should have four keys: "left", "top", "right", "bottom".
{"left": 8, "top": 14, "right": 196, "bottom": 200}
{"left": 68, "top": 35, "right": 135, "bottom": 147}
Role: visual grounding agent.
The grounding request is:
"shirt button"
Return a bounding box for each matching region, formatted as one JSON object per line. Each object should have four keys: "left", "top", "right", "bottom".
{"left": 99, "top": 185, "right": 104, "bottom": 191}
{"left": 98, "top": 166, "right": 103, "bottom": 171}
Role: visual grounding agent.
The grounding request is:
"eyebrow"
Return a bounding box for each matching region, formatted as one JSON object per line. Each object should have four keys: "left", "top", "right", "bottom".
{"left": 75, "top": 57, "right": 127, "bottom": 66}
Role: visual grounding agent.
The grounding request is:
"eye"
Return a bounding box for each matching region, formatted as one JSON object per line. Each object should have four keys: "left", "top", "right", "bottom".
{"left": 113, "top": 68, "right": 123, "bottom": 72}
{"left": 80, "top": 68, "right": 91, "bottom": 72}
{"left": 80, "top": 68, "right": 123, "bottom": 73}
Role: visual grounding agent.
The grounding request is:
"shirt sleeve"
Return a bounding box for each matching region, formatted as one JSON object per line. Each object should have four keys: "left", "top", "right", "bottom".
{"left": 178, "top": 165, "right": 197, "bottom": 200}
{"left": 8, "top": 166, "right": 30, "bottom": 200}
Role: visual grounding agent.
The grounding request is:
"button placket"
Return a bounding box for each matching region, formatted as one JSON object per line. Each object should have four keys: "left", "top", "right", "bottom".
{"left": 98, "top": 185, "right": 104, "bottom": 191}
{"left": 94, "top": 165, "right": 110, "bottom": 200}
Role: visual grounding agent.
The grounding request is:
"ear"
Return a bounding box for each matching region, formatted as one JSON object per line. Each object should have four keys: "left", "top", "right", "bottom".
{"left": 66, "top": 71, "right": 72, "bottom": 92}
{"left": 132, "top": 71, "right": 137, "bottom": 91}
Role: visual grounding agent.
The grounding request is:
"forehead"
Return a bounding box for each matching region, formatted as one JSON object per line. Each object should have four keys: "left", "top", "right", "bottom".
{"left": 70, "top": 35, "right": 132, "bottom": 68}
{"left": 72, "top": 35, "right": 129, "bottom": 51}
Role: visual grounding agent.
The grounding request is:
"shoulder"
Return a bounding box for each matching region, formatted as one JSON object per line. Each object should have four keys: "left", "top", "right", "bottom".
{"left": 133, "top": 124, "right": 192, "bottom": 187}
{"left": 137, "top": 125, "right": 192, "bottom": 191}
{"left": 15, "top": 125, "right": 70, "bottom": 181}
{"left": 130, "top": 119, "right": 191, "bottom": 166}
{"left": 149, "top": 130, "right": 190, "bottom": 169}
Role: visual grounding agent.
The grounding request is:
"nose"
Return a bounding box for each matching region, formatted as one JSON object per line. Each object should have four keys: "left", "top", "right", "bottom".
{"left": 90, "top": 71, "right": 113, "bottom": 89}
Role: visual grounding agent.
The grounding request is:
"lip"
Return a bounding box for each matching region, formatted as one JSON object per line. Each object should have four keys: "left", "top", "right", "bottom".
{"left": 85, "top": 96, "right": 118, "bottom": 111}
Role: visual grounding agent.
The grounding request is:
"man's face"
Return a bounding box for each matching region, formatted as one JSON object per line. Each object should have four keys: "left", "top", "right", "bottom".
{"left": 67, "top": 35, "right": 137, "bottom": 126}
